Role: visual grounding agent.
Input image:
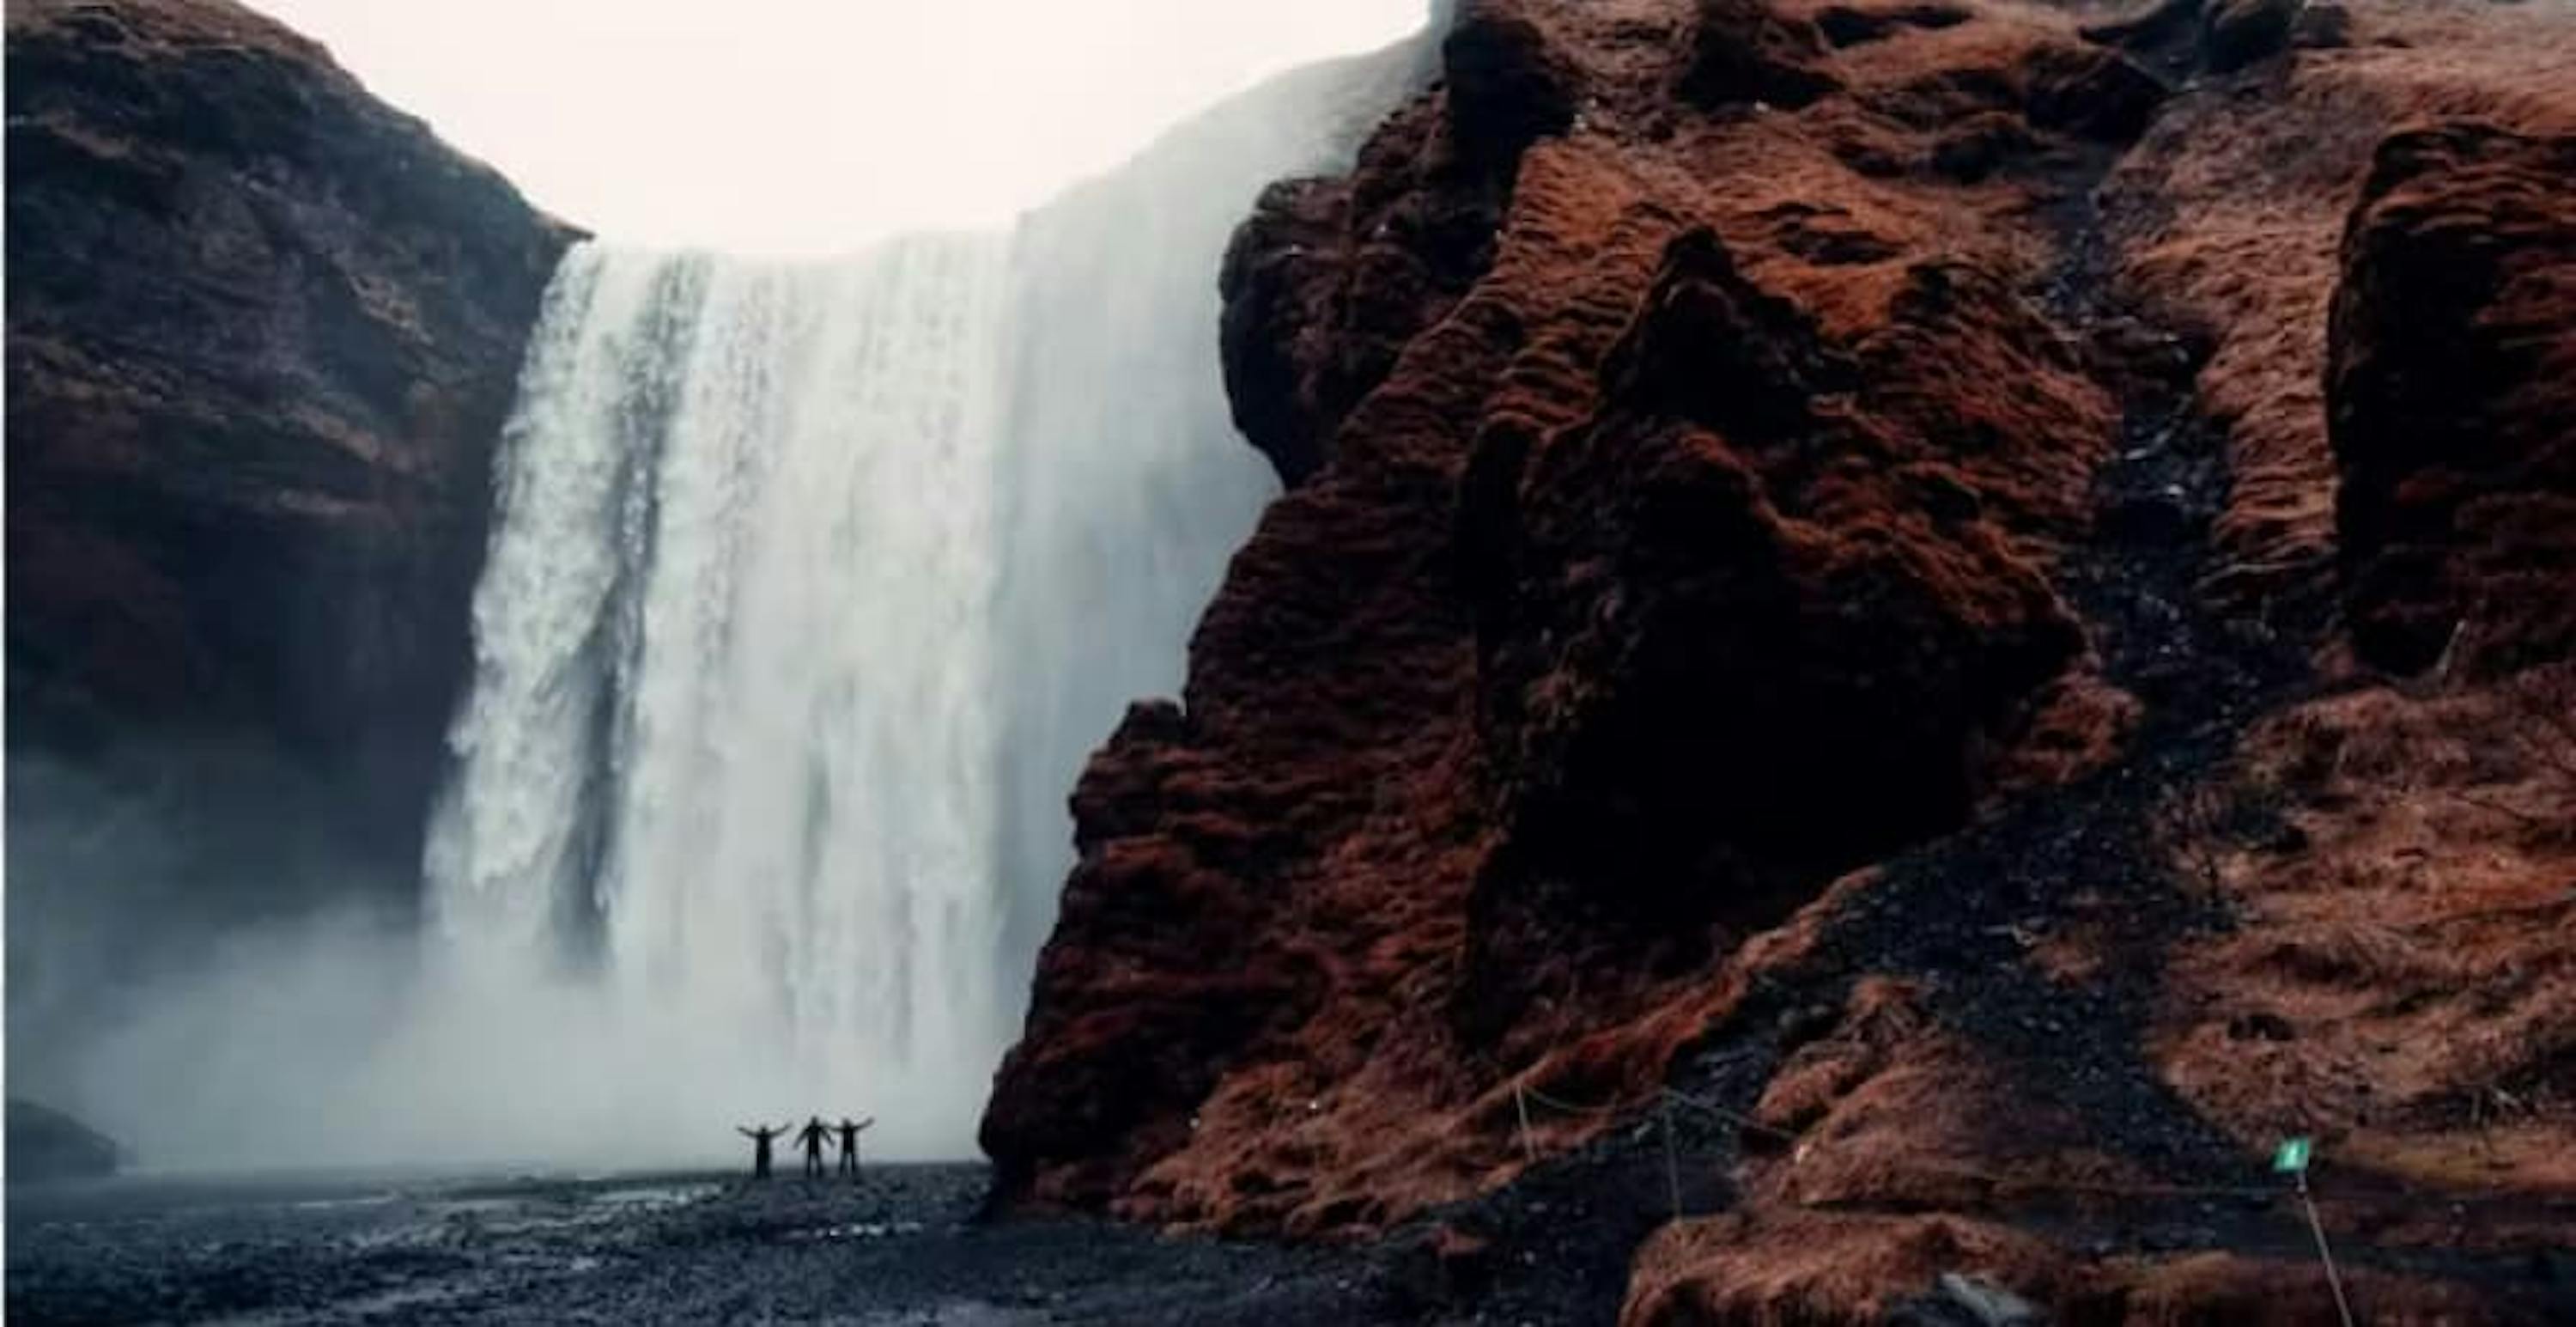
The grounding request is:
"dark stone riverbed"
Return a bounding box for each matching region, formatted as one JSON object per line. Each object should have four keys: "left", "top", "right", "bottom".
{"left": 5, "top": 1164, "right": 1392, "bottom": 1325}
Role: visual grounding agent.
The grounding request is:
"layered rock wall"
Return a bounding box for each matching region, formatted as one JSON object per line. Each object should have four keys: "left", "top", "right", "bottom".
{"left": 989, "top": 0, "right": 2151, "bottom": 1228}
{"left": 991, "top": 0, "right": 2576, "bottom": 1319}
{"left": 5, "top": 0, "right": 574, "bottom": 854}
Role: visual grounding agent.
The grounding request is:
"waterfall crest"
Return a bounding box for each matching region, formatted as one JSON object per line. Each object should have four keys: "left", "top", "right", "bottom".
{"left": 422, "top": 40, "right": 1425, "bottom": 1158}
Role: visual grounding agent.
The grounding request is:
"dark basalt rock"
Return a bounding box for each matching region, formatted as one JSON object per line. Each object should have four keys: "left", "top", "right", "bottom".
{"left": 2291, "top": 2, "right": 2352, "bottom": 49}
{"left": 1220, "top": 178, "right": 1356, "bottom": 488}
{"left": 1928, "top": 111, "right": 2050, "bottom": 182}
{"left": 1443, "top": 1, "right": 1581, "bottom": 171}
{"left": 1680, "top": 0, "right": 1844, "bottom": 110}
{"left": 1814, "top": 3, "right": 1971, "bottom": 49}
{"left": 5, "top": 0, "right": 576, "bottom": 858}
{"left": 2020, "top": 44, "right": 2169, "bottom": 143}
{"left": 2202, "top": 0, "right": 2300, "bottom": 72}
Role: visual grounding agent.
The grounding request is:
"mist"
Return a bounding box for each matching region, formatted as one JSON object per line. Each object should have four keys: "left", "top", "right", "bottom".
{"left": 6, "top": 23, "right": 1431, "bottom": 1178}
{"left": 9, "top": 736, "right": 993, "bottom": 1172}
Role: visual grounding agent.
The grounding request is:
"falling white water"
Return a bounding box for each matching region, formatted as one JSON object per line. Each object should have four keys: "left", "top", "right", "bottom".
{"left": 408, "top": 40, "right": 1431, "bottom": 1164}
{"left": 424, "top": 236, "right": 1018, "bottom": 1150}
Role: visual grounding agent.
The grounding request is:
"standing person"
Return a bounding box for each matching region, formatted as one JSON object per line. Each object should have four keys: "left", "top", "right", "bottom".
{"left": 737, "top": 1123, "right": 790, "bottom": 1179}
{"left": 795, "top": 1117, "right": 831, "bottom": 1178}
{"left": 835, "top": 1117, "right": 874, "bottom": 1177}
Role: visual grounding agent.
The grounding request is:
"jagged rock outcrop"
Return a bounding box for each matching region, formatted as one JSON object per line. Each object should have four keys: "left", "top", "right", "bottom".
{"left": 995, "top": 0, "right": 2126, "bottom": 1230}
{"left": 993, "top": 0, "right": 2576, "bottom": 1320}
{"left": 5, "top": 0, "right": 574, "bottom": 852}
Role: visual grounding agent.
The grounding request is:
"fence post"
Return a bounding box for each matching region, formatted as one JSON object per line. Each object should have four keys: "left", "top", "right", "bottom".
{"left": 2296, "top": 1172, "right": 2357, "bottom": 1327}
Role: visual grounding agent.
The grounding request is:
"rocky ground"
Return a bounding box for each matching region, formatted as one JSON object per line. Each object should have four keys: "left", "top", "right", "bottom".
{"left": 3, "top": 1165, "right": 1397, "bottom": 1326}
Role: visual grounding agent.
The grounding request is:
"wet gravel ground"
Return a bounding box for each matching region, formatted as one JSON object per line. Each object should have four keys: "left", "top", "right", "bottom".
{"left": 5, "top": 1164, "right": 1392, "bottom": 1325}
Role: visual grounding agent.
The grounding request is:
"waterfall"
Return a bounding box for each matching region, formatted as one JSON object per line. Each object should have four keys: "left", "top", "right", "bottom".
{"left": 421, "top": 40, "right": 1426, "bottom": 1160}
{"left": 426, "top": 237, "right": 1017, "bottom": 1137}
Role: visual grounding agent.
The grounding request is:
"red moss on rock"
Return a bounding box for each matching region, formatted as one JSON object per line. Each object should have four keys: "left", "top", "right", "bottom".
{"left": 2102, "top": 0, "right": 2576, "bottom": 620}
{"left": 989, "top": 0, "right": 2576, "bottom": 1318}
{"left": 989, "top": 0, "right": 2124, "bottom": 1231}
{"left": 2329, "top": 122, "right": 2576, "bottom": 677}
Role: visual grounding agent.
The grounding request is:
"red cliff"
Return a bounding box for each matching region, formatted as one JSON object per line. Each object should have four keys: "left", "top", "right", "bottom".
{"left": 987, "top": 0, "right": 2576, "bottom": 1320}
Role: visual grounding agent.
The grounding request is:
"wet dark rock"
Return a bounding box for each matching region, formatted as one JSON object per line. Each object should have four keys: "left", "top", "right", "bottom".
{"left": 2021, "top": 45, "right": 2170, "bottom": 143}
{"left": 5, "top": 1166, "right": 1394, "bottom": 1325}
{"left": 2100, "top": 486, "right": 2197, "bottom": 544}
{"left": 2290, "top": 2, "right": 2353, "bottom": 51}
{"left": 1929, "top": 112, "right": 2048, "bottom": 182}
{"left": 1443, "top": 1, "right": 1580, "bottom": 170}
{"left": 2329, "top": 123, "right": 2576, "bottom": 676}
{"left": 1680, "top": 0, "right": 1843, "bottom": 110}
{"left": 2203, "top": 0, "right": 2300, "bottom": 72}
{"left": 1220, "top": 178, "right": 1354, "bottom": 486}
{"left": 1385, "top": 1223, "right": 1493, "bottom": 1311}
{"left": 5, "top": 0, "right": 575, "bottom": 856}
{"left": 1814, "top": 3, "right": 1970, "bottom": 49}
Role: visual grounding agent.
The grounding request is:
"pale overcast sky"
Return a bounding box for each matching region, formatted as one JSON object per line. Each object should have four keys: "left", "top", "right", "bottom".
{"left": 247, "top": 1, "right": 1427, "bottom": 254}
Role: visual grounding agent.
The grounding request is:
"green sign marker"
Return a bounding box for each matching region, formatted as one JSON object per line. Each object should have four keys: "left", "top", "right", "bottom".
{"left": 2273, "top": 1136, "right": 2312, "bottom": 1174}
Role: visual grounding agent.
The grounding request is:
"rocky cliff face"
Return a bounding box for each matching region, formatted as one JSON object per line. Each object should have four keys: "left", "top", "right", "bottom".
{"left": 5, "top": 0, "right": 574, "bottom": 856}
{"left": 988, "top": 0, "right": 2575, "bottom": 1320}
{"left": 2329, "top": 122, "right": 2576, "bottom": 677}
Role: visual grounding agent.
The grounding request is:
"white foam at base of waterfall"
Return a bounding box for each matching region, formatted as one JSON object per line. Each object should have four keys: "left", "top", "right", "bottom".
{"left": 409, "top": 40, "right": 1429, "bottom": 1163}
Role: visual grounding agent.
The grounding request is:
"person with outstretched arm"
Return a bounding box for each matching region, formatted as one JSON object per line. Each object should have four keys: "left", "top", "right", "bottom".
{"left": 835, "top": 1116, "right": 874, "bottom": 1177}
{"left": 737, "top": 1123, "right": 791, "bottom": 1179}
{"left": 795, "top": 1116, "right": 832, "bottom": 1178}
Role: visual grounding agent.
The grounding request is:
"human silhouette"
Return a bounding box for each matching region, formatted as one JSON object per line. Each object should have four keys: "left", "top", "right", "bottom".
{"left": 835, "top": 1116, "right": 874, "bottom": 1177}
{"left": 796, "top": 1116, "right": 831, "bottom": 1178}
{"left": 737, "top": 1123, "right": 790, "bottom": 1179}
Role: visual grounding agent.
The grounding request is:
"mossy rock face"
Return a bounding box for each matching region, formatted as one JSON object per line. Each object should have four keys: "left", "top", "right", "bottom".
{"left": 8, "top": 1098, "right": 123, "bottom": 1181}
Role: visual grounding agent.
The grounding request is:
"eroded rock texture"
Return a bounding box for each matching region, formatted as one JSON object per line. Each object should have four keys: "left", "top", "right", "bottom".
{"left": 995, "top": 0, "right": 2128, "bottom": 1227}
{"left": 5, "top": 0, "right": 574, "bottom": 850}
{"left": 993, "top": 0, "right": 2576, "bottom": 1321}
{"left": 2330, "top": 124, "right": 2576, "bottom": 677}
